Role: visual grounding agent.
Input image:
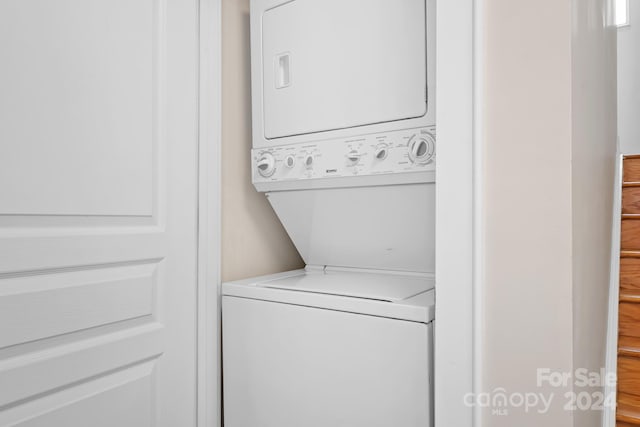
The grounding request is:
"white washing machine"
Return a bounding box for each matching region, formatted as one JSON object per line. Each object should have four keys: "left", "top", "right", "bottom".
{"left": 223, "top": 0, "right": 437, "bottom": 425}
{"left": 222, "top": 267, "right": 434, "bottom": 427}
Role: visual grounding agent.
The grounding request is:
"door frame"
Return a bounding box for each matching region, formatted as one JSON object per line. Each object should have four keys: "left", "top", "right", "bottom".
{"left": 195, "top": 0, "right": 483, "bottom": 426}
{"left": 603, "top": 154, "right": 622, "bottom": 427}
{"left": 434, "top": 0, "right": 481, "bottom": 426}
{"left": 197, "top": 0, "right": 222, "bottom": 426}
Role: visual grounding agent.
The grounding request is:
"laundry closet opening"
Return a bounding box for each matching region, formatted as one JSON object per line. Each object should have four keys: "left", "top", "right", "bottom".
{"left": 221, "top": 0, "right": 438, "bottom": 426}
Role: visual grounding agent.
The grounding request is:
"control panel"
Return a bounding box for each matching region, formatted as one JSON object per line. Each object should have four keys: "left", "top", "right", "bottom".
{"left": 252, "top": 127, "right": 436, "bottom": 184}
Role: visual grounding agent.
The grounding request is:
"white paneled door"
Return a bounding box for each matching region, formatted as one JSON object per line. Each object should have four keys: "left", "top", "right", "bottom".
{"left": 0, "top": 0, "right": 200, "bottom": 426}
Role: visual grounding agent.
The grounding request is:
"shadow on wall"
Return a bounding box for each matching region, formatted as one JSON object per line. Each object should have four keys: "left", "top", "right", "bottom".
{"left": 221, "top": 0, "right": 304, "bottom": 282}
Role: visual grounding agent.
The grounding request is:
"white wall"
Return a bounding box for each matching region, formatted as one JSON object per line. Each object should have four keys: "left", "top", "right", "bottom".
{"left": 221, "top": 0, "right": 304, "bottom": 282}
{"left": 481, "top": 0, "right": 616, "bottom": 425}
{"left": 618, "top": 0, "right": 640, "bottom": 154}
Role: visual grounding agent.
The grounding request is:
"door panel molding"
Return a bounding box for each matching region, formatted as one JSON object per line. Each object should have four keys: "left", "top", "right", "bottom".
{"left": 0, "top": 0, "right": 169, "bottom": 219}
{"left": 0, "top": 323, "right": 164, "bottom": 409}
{"left": 0, "top": 261, "right": 159, "bottom": 349}
{"left": 0, "top": 360, "right": 156, "bottom": 426}
{"left": 0, "top": 235, "right": 166, "bottom": 274}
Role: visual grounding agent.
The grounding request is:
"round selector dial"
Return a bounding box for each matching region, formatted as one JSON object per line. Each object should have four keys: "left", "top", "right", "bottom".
{"left": 256, "top": 152, "right": 276, "bottom": 177}
{"left": 374, "top": 143, "right": 389, "bottom": 160}
{"left": 408, "top": 133, "right": 436, "bottom": 164}
{"left": 304, "top": 154, "right": 314, "bottom": 170}
{"left": 346, "top": 149, "right": 361, "bottom": 165}
{"left": 284, "top": 154, "right": 296, "bottom": 169}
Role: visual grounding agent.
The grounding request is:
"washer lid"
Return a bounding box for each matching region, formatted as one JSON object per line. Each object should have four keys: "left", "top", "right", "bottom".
{"left": 222, "top": 269, "right": 435, "bottom": 323}
{"left": 261, "top": 269, "right": 433, "bottom": 302}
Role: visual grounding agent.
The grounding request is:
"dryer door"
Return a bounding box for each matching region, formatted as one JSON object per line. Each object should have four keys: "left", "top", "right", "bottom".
{"left": 261, "top": 0, "right": 427, "bottom": 140}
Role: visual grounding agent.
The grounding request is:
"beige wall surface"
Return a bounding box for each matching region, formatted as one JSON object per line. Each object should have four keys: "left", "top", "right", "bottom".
{"left": 221, "top": 0, "right": 304, "bottom": 282}
{"left": 482, "top": 0, "right": 574, "bottom": 425}
{"left": 482, "top": 0, "right": 616, "bottom": 425}
{"left": 571, "top": 1, "right": 617, "bottom": 427}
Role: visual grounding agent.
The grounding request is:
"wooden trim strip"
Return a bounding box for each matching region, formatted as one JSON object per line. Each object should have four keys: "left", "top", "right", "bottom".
{"left": 617, "top": 411, "right": 640, "bottom": 425}
{"left": 621, "top": 294, "right": 640, "bottom": 303}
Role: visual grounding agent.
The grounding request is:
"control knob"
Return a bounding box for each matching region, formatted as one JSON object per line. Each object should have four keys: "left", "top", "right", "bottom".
{"left": 408, "top": 133, "right": 435, "bottom": 164}
{"left": 304, "top": 154, "right": 314, "bottom": 170}
{"left": 374, "top": 144, "right": 388, "bottom": 160}
{"left": 346, "top": 149, "right": 361, "bottom": 165}
{"left": 256, "top": 152, "right": 276, "bottom": 177}
{"left": 284, "top": 155, "right": 296, "bottom": 168}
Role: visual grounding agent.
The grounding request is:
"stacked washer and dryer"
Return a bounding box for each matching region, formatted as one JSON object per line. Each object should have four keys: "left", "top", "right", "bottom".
{"left": 222, "top": 0, "right": 436, "bottom": 425}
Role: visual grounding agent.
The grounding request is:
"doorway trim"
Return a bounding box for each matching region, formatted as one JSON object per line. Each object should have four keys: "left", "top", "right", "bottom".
{"left": 196, "top": 0, "right": 483, "bottom": 426}
{"left": 197, "top": 0, "right": 222, "bottom": 426}
{"left": 434, "top": 0, "right": 481, "bottom": 426}
{"left": 603, "top": 155, "right": 622, "bottom": 427}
